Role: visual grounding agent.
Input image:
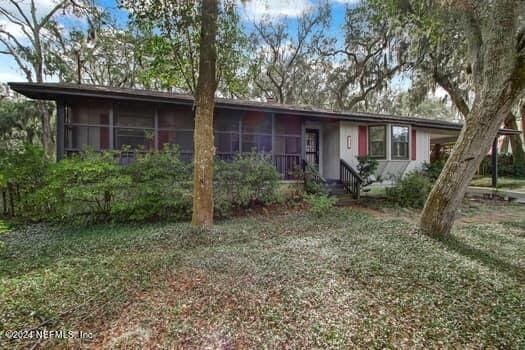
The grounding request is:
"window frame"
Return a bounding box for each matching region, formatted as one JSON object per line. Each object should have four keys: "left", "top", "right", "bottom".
{"left": 391, "top": 125, "right": 410, "bottom": 160}
{"left": 368, "top": 125, "right": 387, "bottom": 159}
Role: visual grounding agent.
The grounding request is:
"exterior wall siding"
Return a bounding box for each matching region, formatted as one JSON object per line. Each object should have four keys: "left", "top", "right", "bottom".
{"left": 337, "top": 122, "right": 431, "bottom": 181}
{"left": 322, "top": 122, "right": 340, "bottom": 180}
{"left": 339, "top": 121, "right": 360, "bottom": 169}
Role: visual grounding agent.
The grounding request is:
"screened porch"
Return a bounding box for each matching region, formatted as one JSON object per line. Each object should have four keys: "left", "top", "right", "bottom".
{"left": 59, "top": 99, "right": 304, "bottom": 179}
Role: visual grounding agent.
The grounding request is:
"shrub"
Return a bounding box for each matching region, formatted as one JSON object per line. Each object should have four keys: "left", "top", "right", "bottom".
{"left": 479, "top": 153, "right": 525, "bottom": 178}
{"left": 1, "top": 147, "right": 282, "bottom": 222}
{"left": 0, "top": 145, "right": 49, "bottom": 217}
{"left": 36, "top": 150, "right": 131, "bottom": 222}
{"left": 356, "top": 155, "right": 379, "bottom": 186}
{"left": 386, "top": 172, "right": 432, "bottom": 208}
{"left": 305, "top": 194, "right": 336, "bottom": 217}
{"left": 422, "top": 160, "right": 446, "bottom": 181}
{"left": 113, "top": 147, "right": 193, "bottom": 221}
{"left": 214, "top": 152, "right": 280, "bottom": 217}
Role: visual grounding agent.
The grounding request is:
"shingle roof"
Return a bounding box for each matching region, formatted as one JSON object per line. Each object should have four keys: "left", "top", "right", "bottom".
{"left": 8, "top": 82, "right": 520, "bottom": 135}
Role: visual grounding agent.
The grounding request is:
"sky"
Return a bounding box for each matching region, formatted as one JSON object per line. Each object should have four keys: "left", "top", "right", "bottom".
{"left": 0, "top": 0, "right": 359, "bottom": 84}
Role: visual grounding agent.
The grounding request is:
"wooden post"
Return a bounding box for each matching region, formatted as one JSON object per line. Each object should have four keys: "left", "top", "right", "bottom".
{"left": 154, "top": 107, "right": 159, "bottom": 150}
{"left": 492, "top": 136, "right": 498, "bottom": 188}
{"left": 238, "top": 115, "right": 243, "bottom": 153}
{"left": 109, "top": 103, "right": 115, "bottom": 150}
{"left": 56, "top": 100, "right": 65, "bottom": 160}
{"left": 271, "top": 113, "right": 275, "bottom": 162}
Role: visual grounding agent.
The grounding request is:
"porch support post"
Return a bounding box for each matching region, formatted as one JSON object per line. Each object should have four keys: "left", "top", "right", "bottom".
{"left": 239, "top": 115, "right": 243, "bottom": 153}
{"left": 492, "top": 136, "right": 498, "bottom": 188}
{"left": 154, "top": 107, "right": 159, "bottom": 150}
{"left": 56, "top": 100, "right": 65, "bottom": 161}
{"left": 109, "top": 103, "right": 114, "bottom": 150}
{"left": 271, "top": 113, "right": 275, "bottom": 161}
{"left": 301, "top": 119, "right": 305, "bottom": 161}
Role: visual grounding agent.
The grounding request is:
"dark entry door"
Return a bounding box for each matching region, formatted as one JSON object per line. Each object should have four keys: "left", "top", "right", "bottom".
{"left": 305, "top": 129, "right": 319, "bottom": 167}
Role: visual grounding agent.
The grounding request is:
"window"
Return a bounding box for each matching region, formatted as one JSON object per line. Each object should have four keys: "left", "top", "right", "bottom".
{"left": 391, "top": 125, "right": 409, "bottom": 160}
{"left": 368, "top": 125, "right": 386, "bottom": 159}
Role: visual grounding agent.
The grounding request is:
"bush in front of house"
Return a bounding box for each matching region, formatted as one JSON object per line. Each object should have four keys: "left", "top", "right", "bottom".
{"left": 356, "top": 155, "right": 379, "bottom": 186}
{"left": 113, "top": 147, "right": 193, "bottom": 221}
{"left": 35, "top": 150, "right": 132, "bottom": 222}
{"left": 0, "top": 145, "right": 49, "bottom": 217}
{"left": 0, "top": 146, "right": 282, "bottom": 223}
{"left": 386, "top": 171, "right": 433, "bottom": 208}
{"left": 422, "top": 160, "right": 446, "bottom": 181}
{"left": 214, "top": 152, "right": 281, "bottom": 217}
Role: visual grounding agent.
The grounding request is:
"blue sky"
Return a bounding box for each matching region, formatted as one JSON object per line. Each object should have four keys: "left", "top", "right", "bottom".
{"left": 0, "top": 0, "right": 356, "bottom": 83}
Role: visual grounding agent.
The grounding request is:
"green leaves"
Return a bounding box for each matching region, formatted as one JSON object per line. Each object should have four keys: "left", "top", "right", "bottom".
{"left": 123, "top": 0, "right": 248, "bottom": 95}
{"left": 0, "top": 147, "right": 282, "bottom": 223}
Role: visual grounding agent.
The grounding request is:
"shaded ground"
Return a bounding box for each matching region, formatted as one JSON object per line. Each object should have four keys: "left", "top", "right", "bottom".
{"left": 0, "top": 200, "right": 524, "bottom": 349}
{"left": 471, "top": 176, "right": 525, "bottom": 192}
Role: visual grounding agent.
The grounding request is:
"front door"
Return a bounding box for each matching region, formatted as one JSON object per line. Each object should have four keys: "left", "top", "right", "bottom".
{"left": 305, "top": 129, "right": 319, "bottom": 167}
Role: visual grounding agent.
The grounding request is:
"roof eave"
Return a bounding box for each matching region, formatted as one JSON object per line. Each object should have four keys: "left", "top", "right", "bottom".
{"left": 7, "top": 82, "right": 520, "bottom": 135}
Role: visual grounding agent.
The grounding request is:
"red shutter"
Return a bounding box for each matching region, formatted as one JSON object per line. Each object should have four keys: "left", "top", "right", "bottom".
{"left": 358, "top": 126, "right": 367, "bottom": 157}
{"left": 411, "top": 129, "right": 417, "bottom": 161}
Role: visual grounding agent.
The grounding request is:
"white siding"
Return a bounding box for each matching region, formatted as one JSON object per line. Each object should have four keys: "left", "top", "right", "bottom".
{"left": 322, "top": 122, "right": 340, "bottom": 179}
{"left": 339, "top": 121, "right": 360, "bottom": 169}
{"left": 404, "top": 128, "right": 431, "bottom": 175}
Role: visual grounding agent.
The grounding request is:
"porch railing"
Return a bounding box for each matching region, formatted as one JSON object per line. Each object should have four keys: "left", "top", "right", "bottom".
{"left": 275, "top": 154, "right": 301, "bottom": 180}
{"left": 302, "top": 159, "right": 326, "bottom": 187}
{"left": 340, "top": 159, "right": 363, "bottom": 199}
{"left": 64, "top": 149, "right": 303, "bottom": 180}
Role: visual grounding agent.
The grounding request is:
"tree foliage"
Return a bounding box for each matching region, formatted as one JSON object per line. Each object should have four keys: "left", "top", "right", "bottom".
{"left": 123, "top": 0, "right": 247, "bottom": 96}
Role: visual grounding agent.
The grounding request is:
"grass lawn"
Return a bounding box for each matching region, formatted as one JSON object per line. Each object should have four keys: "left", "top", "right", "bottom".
{"left": 1, "top": 202, "right": 524, "bottom": 349}
{"left": 471, "top": 176, "right": 525, "bottom": 192}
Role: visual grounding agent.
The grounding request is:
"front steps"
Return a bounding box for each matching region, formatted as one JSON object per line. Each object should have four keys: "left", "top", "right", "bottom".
{"left": 324, "top": 180, "right": 358, "bottom": 206}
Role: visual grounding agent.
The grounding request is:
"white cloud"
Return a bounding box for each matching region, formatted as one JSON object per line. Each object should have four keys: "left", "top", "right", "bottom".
{"left": 240, "top": 0, "right": 313, "bottom": 21}
{"left": 238, "top": 0, "right": 360, "bottom": 22}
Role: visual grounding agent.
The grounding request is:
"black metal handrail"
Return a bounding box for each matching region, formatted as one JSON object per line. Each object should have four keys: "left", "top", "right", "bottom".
{"left": 301, "top": 159, "right": 326, "bottom": 185}
{"left": 340, "top": 159, "right": 363, "bottom": 199}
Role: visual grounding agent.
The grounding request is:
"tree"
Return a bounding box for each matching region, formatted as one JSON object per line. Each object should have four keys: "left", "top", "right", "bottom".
{"left": 247, "top": 3, "right": 331, "bottom": 105}
{"left": 124, "top": 0, "right": 246, "bottom": 96}
{"left": 0, "top": 0, "right": 101, "bottom": 156}
{"left": 0, "top": 88, "right": 44, "bottom": 150}
{"left": 56, "top": 18, "right": 146, "bottom": 88}
{"left": 124, "top": 0, "right": 242, "bottom": 228}
{"left": 323, "top": 3, "right": 410, "bottom": 111}
{"left": 192, "top": 0, "right": 218, "bottom": 228}
{"left": 369, "top": 88, "right": 458, "bottom": 121}
{"left": 411, "top": 1, "right": 525, "bottom": 237}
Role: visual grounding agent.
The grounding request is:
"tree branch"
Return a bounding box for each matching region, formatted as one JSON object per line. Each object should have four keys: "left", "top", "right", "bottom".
{"left": 433, "top": 70, "right": 470, "bottom": 118}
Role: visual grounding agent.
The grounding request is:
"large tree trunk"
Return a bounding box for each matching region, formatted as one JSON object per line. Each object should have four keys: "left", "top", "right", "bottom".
{"left": 420, "top": 0, "right": 522, "bottom": 237}
{"left": 420, "top": 100, "right": 513, "bottom": 237}
{"left": 191, "top": 0, "right": 218, "bottom": 229}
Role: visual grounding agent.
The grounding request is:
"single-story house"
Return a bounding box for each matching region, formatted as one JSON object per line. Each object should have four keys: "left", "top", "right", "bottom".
{"left": 8, "top": 82, "right": 519, "bottom": 198}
